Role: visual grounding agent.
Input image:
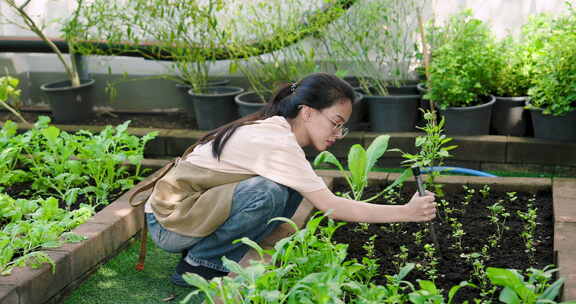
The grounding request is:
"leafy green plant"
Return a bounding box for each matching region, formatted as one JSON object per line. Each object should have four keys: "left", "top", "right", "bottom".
{"left": 0, "top": 76, "right": 29, "bottom": 126}
{"left": 314, "top": 134, "right": 411, "bottom": 201}
{"left": 479, "top": 185, "right": 491, "bottom": 199}
{"left": 424, "top": 9, "right": 499, "bottom": 109}
{"left": 448, "top": 216, "right": 465, "bottom": 251}
{"left": 526, "top": 9, "right": 576, "bottom": 115}
{"left": 0, "top": 117, "right": 156, "bottom": 274}
{"left": 0, "top": 194, "right": 92, "bottom": 275}
{"left": 408, "top": 280, "right": 476, "bottom": 304}
{"left": 486, "top": 266, "right": 570, "bottom": 304}
{"left": 400, "top": 110, "right": 457, "bottom": 196}
{"left": 13, "top": 118, "right": 156, "bottom": 207}
{"left": 181, "top": 213, "right": 383, "bottom": 303}
{"left": 322, "top": 0, "right": 422, "bottom": 95}
{"left": 517, "top": 197, "right": 538, "bottom": 264}
{"left": 491, "top": 35, "right": 534, "bottom": 97}
{"left": 487, "top": 201, "right": 510, "bottom": 243}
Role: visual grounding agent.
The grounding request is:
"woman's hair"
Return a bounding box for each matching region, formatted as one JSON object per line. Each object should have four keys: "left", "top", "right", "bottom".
{"left": 197, "top": 72, "right": 356, "bottom": 159}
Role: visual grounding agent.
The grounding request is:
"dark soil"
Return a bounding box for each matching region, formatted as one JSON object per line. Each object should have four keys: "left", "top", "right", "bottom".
{"left": 0, "top": 110, "right": 197, "bottom": 130}
{"left": 330, "top": 182, "right": 554, "bottom": 302}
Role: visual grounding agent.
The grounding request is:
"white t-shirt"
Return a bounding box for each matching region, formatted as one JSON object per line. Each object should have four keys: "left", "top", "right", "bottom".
{"left": 185, "top": 116, "right": 327, "bottom": 193}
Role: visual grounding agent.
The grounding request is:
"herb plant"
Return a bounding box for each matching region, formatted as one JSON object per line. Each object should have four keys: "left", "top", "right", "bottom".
{"left": 0, "top": 76, "right": 29, "bottom": 126}
{"left": 0, "top": 117, "right": 156, "bottom": 273}
{"left": 424, "top": 9, "right": 499, "bottom": 109}
{"left": 400, "top": 110, "right": 457, "bottom": 196}
{"left": 314, "top": 134, "right": 411, "bottom": 201}
{"left": 527, "top": 29, "right": 576, "bottom": 115}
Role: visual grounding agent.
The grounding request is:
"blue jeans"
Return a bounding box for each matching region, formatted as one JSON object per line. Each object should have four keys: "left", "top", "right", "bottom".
{"left": 146, "top": 176, "right": 303, "bottom": 272}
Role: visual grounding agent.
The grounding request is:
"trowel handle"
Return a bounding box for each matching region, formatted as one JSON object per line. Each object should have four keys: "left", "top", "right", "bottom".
{"left": 411, "top": 166, "right": 426, "bottom": 197}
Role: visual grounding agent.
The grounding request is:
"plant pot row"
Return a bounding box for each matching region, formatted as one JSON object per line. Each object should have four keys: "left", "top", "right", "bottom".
{"left": 40, "top": 78, "right": 576, "bottom": 142}
{"left": 416, "top": 83, "right": 576, "bottom": 142}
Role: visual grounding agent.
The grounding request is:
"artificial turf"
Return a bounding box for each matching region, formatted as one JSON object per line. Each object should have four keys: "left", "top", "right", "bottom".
{"left": 61, "top": 235, "right": 195, "bottom": 304}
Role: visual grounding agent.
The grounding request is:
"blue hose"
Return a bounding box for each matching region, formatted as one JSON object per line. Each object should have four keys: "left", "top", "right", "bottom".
{"left": 421, "top": 166, "right": 498, "bottom": 177}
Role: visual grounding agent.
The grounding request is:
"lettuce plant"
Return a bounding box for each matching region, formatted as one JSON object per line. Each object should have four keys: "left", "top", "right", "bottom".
{"left": 486, "top": 266, "right": 569, "bottom": 304}
{"left": 313, "top": 134, "right": 411, "bottom": 202}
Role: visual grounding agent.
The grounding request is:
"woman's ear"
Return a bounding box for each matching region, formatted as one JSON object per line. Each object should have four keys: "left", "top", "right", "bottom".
{"left": 300, "top": 105, "right": 312, "bottom": 122}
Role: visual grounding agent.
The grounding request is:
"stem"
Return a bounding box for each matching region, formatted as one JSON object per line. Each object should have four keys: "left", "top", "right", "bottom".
{"left": 416, "top": 7, "right": 436, "bottom": 116}
{"left": 0, "top": 100, "right": 32, "bottom": 127}
{"left": 6, "top": 0, "right": 80, "bottom": 87}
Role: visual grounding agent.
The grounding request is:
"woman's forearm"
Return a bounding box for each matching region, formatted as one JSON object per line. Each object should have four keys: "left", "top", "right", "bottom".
{"left": 324, "top": 195, "right": 414, "bottom": 223}
{"left": 303, "top": 188, "right": 436, "bottom": 223}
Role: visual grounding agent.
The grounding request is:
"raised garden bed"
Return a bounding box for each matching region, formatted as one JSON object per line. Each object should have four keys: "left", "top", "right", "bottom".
{"left": 0, "top": 119, "right": 157, "bottom": 304}
{"left": 333, "top": 177, "right": 553, "bottom": 301}
{"left": 1, "top": 169, "right": 575, "bottom": 303}
{"left": 313, "top": 171, "right": 576, "bottom": 302}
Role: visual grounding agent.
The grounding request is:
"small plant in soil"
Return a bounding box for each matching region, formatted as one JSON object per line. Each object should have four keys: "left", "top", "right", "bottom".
{"left": 399, "top": 110, "right": 457, "bottom": 196}
{"left": 314, "top": 134, "right": 412, "bottom": 202}
{"left": 330, "top": 182, "right": 558, "bottom": 302}
{"left": 0, "top": 117, "right": 156, "bottom": 275}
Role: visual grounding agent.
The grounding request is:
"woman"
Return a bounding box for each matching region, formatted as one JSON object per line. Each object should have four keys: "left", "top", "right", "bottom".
{"left": 143, "top": 72, "right": 436, "bottom": 286}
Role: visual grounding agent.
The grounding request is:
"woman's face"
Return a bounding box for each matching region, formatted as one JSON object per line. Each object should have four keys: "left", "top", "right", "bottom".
{"left": 306, "top": 99, "right": 353, "bottom": 151}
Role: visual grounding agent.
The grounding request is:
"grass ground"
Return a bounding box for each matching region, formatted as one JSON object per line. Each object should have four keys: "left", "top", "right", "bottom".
{"left": 61, "top": 235, "right": 194, "bottom": 304}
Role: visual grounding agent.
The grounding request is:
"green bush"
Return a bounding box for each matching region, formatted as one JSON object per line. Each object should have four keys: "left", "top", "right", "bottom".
{"left": 527, "top": 4, "right": 576, "bottom": 116}
{"left": 424, "top": 10, "right": 499, "bottom": 109}
{"left": 491, "top": 36, "right": 533, "bottom": 97}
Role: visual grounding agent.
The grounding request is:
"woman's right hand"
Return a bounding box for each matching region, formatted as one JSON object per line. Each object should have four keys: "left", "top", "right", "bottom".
{"left": 405, "top": 190, "right": 437, "bottom": 222}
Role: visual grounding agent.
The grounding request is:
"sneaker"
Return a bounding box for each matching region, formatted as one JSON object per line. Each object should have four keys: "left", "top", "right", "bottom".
{"left": 170, "top": 257, "right": 228, "bottom": 287}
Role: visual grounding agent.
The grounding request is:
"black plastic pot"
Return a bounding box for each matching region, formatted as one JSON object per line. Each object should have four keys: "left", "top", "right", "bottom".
{"left": 529, "top": 108, "right": 576, "bottom": 142}
{"left": 366, "top": 94, "right": 420, "bottom": 132}
{"left": 491, "top": 96, "right": 530, "bottom": 136}
{"left": 386, "top": 80, "right": 420, "bottom": 95}
{"left": 439, "top": 95, "right": 496, "bottom": 135}
{"left": 345, "top": 92, "right": 367, "bottom": 131}
{"left": 235, "top": 91, "right": 270, "bottom": 117}
{"left": 176, "top": 79, "right": 231, "bottom": 119}
{"left": 40, "top": 78, "right": 95, "bottom": 123}
{"left": 188, "top": 86, "right": 244, "bottom": 130}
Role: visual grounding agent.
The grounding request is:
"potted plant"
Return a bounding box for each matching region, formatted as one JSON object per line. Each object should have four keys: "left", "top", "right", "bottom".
{"left": 489, "top": 35, "right": 534, "bottom": 137}
{"left": 77, "top": 0, "right": 358, "bottom": 129}
{"left": 234, "top": 42, "right": 318, "bottom": 117}
{"left": 76, "top": 0, "right": 244, "bottom": 130}
{"left": 322, "top": 0, "right": 422, "bottom": 133}
{"left": 423, "top": 9, "right": 498, "bottom": 135}
{"left": 5, "top": 0, "right": 96, "bottom": 124}
{"left": 526, "top": 7, "right": 576, "bottom": 142}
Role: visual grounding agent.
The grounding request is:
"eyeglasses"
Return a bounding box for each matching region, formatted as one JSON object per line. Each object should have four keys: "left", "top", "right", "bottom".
{"left": 317, "top": 110, "right": 349, "bottom": 138}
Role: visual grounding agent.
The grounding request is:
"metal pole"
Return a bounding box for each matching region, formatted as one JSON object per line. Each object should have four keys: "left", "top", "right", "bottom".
{"left": 411, "top": 166, "right": 442, "bottom": 256}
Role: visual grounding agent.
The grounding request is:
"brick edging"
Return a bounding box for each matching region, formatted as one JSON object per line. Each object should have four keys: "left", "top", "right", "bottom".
{"left": 553, "top": 178, "right": 576, "bottom": 301}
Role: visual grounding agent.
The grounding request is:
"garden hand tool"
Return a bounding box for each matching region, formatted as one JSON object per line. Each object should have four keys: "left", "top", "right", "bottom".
{"left": 411, "top": 166, "right": 442, "bottom": 257}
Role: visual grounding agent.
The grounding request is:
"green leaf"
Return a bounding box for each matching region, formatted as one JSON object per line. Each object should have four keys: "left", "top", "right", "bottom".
{"left": 41, "top": 126, "right": 60, "bottom": 145}
{"left": 538, "top": 277, "right": 565, "bottom": 301}
{"left": 348, "top": 145, "right": 367, "bottom": 195}
{"left": 365, "top": 135, "right": 390, "bottom": 173}
{"left": 499, "top": 287, "right": 521, "bottom": 304}
{"left": 313, "top": 151, "right": 342, "bottom": 169}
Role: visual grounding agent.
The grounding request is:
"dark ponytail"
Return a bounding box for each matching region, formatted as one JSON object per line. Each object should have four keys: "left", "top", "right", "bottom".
{"left": 198, "top": 72, "right": 355, "bottom": 159}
